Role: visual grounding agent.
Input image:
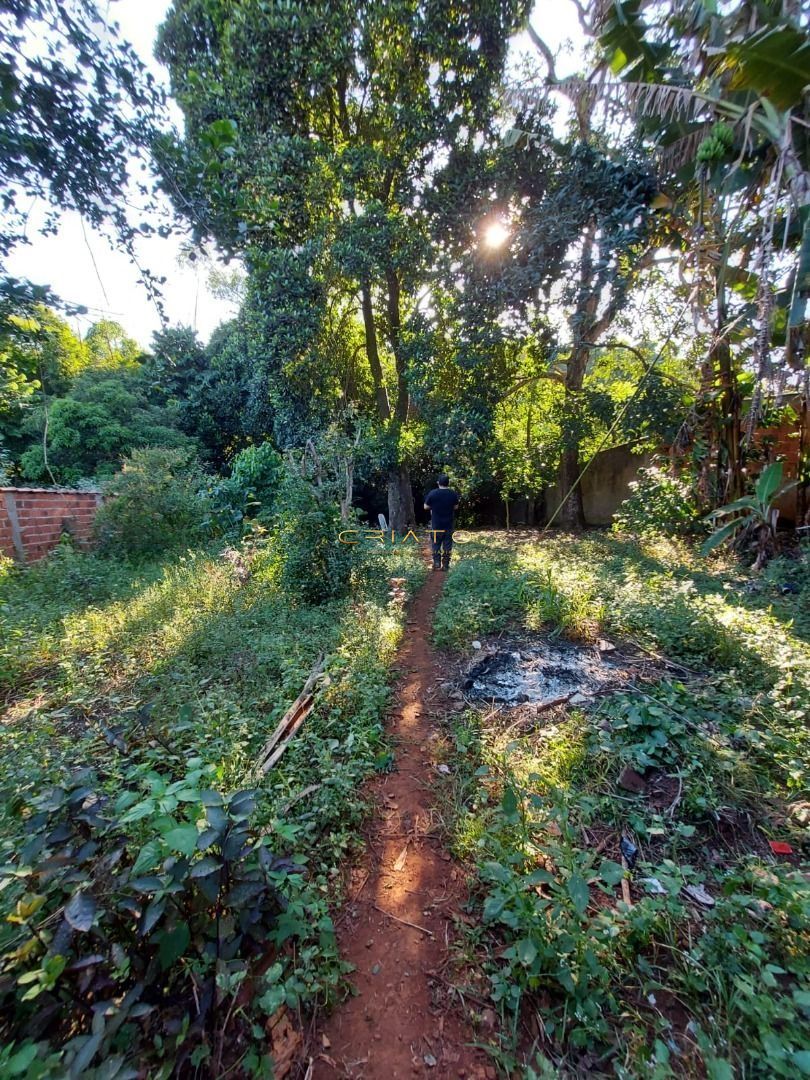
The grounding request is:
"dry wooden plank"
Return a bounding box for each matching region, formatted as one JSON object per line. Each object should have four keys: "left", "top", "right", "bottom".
{"left": 254, "top": 654, "right": 325, "bottom": 775}
{"left": 258, "top": 696, "right": 315, "bottom": 774}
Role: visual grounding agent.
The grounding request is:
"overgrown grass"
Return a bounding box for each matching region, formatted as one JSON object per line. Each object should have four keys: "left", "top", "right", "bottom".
{"left": 0, "top": 537, "right": 425, "bottom": 1075}
{"left": 433, "top": 531, "right": 810, "bottom": 1079}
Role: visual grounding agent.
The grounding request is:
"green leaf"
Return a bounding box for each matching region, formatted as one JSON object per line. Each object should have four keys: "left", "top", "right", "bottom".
{"left": 755, "top": 461, "right": 784, "bottom": 505}
{"left": 707, "top": 496, "right": 756, "bottom": 518}
{"left": 482, "top": 861, "right": 512, "bottom": 885}
{"left": 131, "top": 839, "right": 162, "bottom": 878}
{"left": 163, "top": 824, "right": 199, "bottom": 858}
{"left": 119, "top": 799, "right": 156, "bottom": 825}
{"left": 501, "top": 786, "right": 519, "bottom": 817}
{"left": 598, "top": 859, "right": 625, "bottom": 886}
{"left": 727, "top": 25, "right": 810, "bottom": 110}
{"left": 706, "top": 1058, "right": 734, "bottom": 1080}
{"left": 7, "top": 1042, "right": 38, "bottom": 1075}
{"left": 64, "top": 890, "right": 96, "bottom": 932}
{"left": 159, "top": 921, "right": 190, "bottom": 969}
{"left": 525, "top": 868, "right": 555, "bottom": 886}
{"left": 701, "top": 519, "right": 744, "bottom": 555}
{"left": 190, "top": 855, "right": 222, "bottom": 878}
{"left": 517, "top": 938, "right": 538, "bottom": 966}
{"left": 140, "top": 897, "right": 167, "bottom": 936}
{"left": 482, "top": 894, "right": 507, "bottom": 922}
{"left": 129, "top": 875, "right": 163, "bottom": 893}
{"left": 793, "top": 1051, "right": 810, "bottom": 1077}
{"left": 567, "top": 872, "right": 589, "bottom": 916}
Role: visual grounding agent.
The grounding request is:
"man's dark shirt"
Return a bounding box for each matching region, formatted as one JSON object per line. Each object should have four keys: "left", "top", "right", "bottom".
{"left": 424, "top": 487, "right": 460, "bottom": 532}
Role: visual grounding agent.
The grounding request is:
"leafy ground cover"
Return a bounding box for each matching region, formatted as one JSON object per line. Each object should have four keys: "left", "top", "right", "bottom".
{"left": 0, "top": 538, "right": 425, "bottom": 1077}
{"left": 431, "top": 531, "right": 810, "bottom": 1078}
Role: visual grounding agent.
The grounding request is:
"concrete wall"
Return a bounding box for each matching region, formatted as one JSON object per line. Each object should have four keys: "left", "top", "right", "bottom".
{"left": 544, "top": 445, "right": 654, "bottom": 527}
{"left": 0, "top": 488, "right": 103, "bottom": 564}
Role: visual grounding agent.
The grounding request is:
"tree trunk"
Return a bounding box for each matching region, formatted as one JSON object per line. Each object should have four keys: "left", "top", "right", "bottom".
{"left": 557, "top": 446, "right": 586, "bottom": 530}
{"left": 385, "top": 269, "right": 409, "bottom": 426}
{"left": 555, "top": 333, "right": 590, "bottom": 530}
{"left": 387, "top": 465, "right": 415, "bottom": 532}
{"left": 714, "top": 283, "right": 743, "bottom": 502}
{"left": 361, "top": 282, "right": 390, "bottom": 421}
{"left": 798, "top": 393, "right": 809, "bottom": 524}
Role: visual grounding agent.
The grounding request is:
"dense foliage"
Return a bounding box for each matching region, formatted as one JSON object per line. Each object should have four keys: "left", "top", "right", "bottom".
{"left": 0, "top": 0, "right": 164, "bottom": 306}
{"left": 0, "top": 538, "right": 425, "bottom": 1074}
{"left": 95, "top": 447, "right": 213, "bottom": 557}
{"left": 154, "top": 0, "right": 533, "bottom": 527}
{"left": 0, "top": 2, "right": 809, "bottom": 1076}
{"left": 432, "top": 532, "right": 810, "bottom": 1076}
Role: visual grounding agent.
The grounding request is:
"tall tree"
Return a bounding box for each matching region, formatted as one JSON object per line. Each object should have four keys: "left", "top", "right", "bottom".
{"left": 0, "top": 0, "right": 164, "bottom": 305}
{"left": 539, "top": 0, "right": 810, "bottom": 506}
{"left": 431, "top": 112, "right": 658, "bottom": 528}
{"left": 155, "top": 0, "right": 530, "bottom": 528}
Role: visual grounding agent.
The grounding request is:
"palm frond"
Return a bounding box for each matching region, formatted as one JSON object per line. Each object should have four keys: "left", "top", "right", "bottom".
{"left": 655, "top": 124, "right": 712, "bottom": 174}
{"left": 727, "top": 24, "right": 810, "bottom": 111}
{"left": 509, "top": 78, "right": 706, "bottom": 125}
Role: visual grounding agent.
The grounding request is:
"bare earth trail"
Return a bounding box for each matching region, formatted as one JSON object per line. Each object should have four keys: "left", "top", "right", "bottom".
{"left": 310, "top": 569, "right": 490, "bottom": 1080}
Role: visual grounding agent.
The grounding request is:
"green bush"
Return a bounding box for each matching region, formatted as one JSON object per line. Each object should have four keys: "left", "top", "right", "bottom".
{"left": 0, "top": 765, "right": 323, "bottom": 1077}
{"left": 613, "top": 462, "right": 699, "bottom": 538}
{"left": 274, "top": 470, "right": 356, "bottom": 605}
{"left": 0, "top": 437, "right": 12, "bottom": 484}
{"left": 19, "top": 366, "right": 195, "bottom": 485}
{"left": 212, "top": 441, "right": 283, "bottom": 533}
{"left": 95, "top": 447, "right": 212, "bottom": 558}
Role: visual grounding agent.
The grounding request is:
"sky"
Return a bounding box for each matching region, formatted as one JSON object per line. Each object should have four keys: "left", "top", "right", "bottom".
{"left": 5, "top": 0, "right": 585, "bottom": 350}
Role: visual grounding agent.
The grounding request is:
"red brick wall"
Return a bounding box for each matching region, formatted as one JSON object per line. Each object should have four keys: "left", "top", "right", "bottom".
{"left": 0, "top": 488, "right": 103, "bottom": 564}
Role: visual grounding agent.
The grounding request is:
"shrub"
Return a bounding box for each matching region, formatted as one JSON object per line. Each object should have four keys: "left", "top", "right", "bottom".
{"left": 0, "top": 437, "right": 12, "bottom": 484}
{"left": 95, "top": 447, "right": 212, "bottom": 558}
{"left": 211, "top": 441, "right": 283, "bottom": 533}
{"left": 274, "top": 469, "right": 356, "bottom": 605}
{"left": 0, "top": 766, "right": 316, "bottom": 1076}
{"left": 613, "top": 462, "right": 699, "bottom": 537}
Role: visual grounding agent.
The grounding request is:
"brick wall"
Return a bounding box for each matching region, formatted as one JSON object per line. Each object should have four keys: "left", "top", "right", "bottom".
{"left": 0, "top": 488, "right": 103, "bottom": 564}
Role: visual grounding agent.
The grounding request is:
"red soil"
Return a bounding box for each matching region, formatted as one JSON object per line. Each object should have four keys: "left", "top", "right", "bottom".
{"left": 310, "top": 570, "right": 491, "bottom": 1080}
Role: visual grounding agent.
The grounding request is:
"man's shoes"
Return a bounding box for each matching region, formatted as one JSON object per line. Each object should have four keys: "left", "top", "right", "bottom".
{"left": 440, "top": 564, "right": 449, "bottom": 572}
{"left": 432, "top": 564, "right": 441, "bottom": 571}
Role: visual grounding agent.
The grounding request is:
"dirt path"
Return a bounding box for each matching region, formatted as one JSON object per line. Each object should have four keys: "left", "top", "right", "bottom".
{"left": 310, "top": 570, "right": 490, "bottom": 1080}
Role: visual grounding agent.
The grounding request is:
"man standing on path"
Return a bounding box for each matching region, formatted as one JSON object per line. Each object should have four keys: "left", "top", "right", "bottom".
{"left": 424, "top": 473, "right": 460, "bottom": 571}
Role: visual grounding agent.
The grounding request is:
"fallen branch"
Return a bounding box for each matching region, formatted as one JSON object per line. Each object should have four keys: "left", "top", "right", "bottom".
{"left": 279, "top": 783, "right": 323, "bottom": 814}
{"left": 620, "top": 857, "right": 633, "bottom": 907}
{"left": 536, "top": 692, "right": 575, "bottom": 713}
{"left": 254, "top": 655, "right": 326, "bottom": 776}
{"left": 625, "top": 637, "right": 698, "bottom": 676}
{"left": 372, "top": 903, "right": 434, "bottom": 937}
{"left": 426, "top": 969, "right": 489, "bottom": 1009}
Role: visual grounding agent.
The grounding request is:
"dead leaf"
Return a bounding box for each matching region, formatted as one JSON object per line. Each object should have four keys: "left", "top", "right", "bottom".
{"left": 683, "top": 883, "right": 715, "bottom": 907}
{"left": 265, "top": 1007, "right": 302, "bottom": 1079}
{"left": 393, "top": 844, "right": 409, "bottom": 872}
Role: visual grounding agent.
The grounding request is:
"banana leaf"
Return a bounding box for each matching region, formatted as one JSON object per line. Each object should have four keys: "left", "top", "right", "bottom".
{"left": 701, "top": 518, "right": 746, "bottom": 555}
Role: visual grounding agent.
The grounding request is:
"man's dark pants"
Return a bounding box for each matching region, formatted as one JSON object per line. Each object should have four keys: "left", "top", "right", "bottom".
{"left": 431, "top": 528, "right": 453, "bottom": 569}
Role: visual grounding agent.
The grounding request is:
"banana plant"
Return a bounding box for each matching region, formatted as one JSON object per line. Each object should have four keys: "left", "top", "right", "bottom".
{"left": 702, "top": 461, "right": 798, "bottom": 569}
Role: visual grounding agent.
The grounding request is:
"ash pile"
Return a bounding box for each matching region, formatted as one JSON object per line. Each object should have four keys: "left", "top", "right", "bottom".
{"left": 463, "top": 637, "right": 634, "bottom": 707}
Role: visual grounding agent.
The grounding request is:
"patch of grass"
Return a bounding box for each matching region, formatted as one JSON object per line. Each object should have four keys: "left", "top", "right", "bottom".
{"left": 434, "top": 531, "right": 810, "bottom": 1078}
{"left": 0, "top": 537, "right": 426, "bottom": 1074}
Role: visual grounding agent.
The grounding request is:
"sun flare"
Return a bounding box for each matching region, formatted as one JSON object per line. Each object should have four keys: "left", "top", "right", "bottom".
{"left": 482, "top": 220, "right": 509, "bottom": 249}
